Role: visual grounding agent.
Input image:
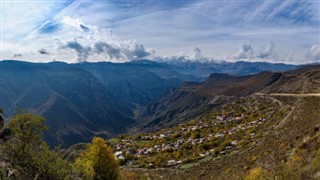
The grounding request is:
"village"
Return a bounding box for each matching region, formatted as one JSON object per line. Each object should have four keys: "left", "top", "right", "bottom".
{"left": 109, "top": 97, "right": 278, "bottom": 168}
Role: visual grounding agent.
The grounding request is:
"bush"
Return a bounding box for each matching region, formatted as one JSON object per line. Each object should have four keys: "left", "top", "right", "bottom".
{"left": 244, "top": 167, "right": 272, "bottom": 180}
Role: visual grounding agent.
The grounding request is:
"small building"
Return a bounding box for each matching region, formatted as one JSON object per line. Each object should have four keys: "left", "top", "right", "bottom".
{"left": 225, "top": 146, "right": 233, "bottom": 151}
{"left": 167, "top": 160, "right": 177, "bottom": 166}
{"left": 216, "top": 116, "right": 226, "bottom": 121}
{"left": 231, "top": 140, "right": 238, "bottom": 146}
{"left": 114, "top": 151, "right": 122, "bottom": 157}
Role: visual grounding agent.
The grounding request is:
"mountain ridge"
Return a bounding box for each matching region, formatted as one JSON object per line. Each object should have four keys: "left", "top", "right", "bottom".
{"left": 0, "top": 59, "right": 300, "bottom": 146}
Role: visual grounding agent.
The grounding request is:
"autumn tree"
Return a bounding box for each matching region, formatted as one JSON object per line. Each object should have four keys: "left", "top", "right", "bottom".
{"left": 1, "top": 111, "right": 71, "bottom": 179}
{"left": 75, "top": 137, "right": 120, "bottom": 180}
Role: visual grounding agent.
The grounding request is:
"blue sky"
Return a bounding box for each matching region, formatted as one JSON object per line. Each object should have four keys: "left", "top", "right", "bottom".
{"left": 1, "top": 0, "right": 319, "bottom": 64}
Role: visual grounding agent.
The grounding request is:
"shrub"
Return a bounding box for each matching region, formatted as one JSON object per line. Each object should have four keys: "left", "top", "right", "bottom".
{"left": 244, "top": 167, "right": 271, "bottom": 180}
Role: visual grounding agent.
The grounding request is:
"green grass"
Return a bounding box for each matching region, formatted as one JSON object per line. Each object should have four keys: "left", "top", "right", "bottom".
{"left": 107, "top": 138, "right": 121, "bottom": 144}
{"left": 180, "top": 163, "right": 198, "bottom": 169}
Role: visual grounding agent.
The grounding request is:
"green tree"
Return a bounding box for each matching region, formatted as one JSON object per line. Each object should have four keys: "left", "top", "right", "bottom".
{"left": 1, "top": 112, "right": 71, "bottom": 179}
{"left": 0, "top": 108, "right": 4, "bottom": 130}
{"left": 75, "top": 137, "right": 120, "bottom": 180}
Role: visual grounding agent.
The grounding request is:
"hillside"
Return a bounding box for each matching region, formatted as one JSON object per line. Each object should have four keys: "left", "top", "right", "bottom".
{"left": 141, "top": 65, "right": 320, "bottom": 133}
{"left": 130, "top": 93, "right": 320, "bottom": 179}
{"left": 75, "top": 61, "right": 184, "bottom": 107}
{"left": 115, "top": 65, "right": 320, "bottom": 179}
{"left": 261, "top": 65, "right": 320, "bottom": 94}
{"left": 0, "top": 61, "right": 134, "bottom": 146}
{"left": 141, "top": 71, "right": 282, "bottom": 131}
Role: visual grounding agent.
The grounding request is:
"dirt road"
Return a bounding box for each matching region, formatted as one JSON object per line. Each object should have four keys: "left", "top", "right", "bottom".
{"left": 254, "top": 93, "right": 320, "bottom": 97}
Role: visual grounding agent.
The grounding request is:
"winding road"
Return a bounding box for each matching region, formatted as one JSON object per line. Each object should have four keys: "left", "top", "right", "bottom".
{"left": 254, "top": 93, "right": 320, "bottom": 97}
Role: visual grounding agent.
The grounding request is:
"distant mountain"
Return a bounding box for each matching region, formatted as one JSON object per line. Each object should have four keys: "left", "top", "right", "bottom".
{"left": 74, "top": 60, "right": 190, "bottom": 107}
{"left": 161, "top": 58, "right": 296, "bottom": 77}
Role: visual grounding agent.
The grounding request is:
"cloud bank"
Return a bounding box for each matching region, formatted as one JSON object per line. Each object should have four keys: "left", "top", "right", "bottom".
{"left": 58, "top": 38, "right": 153, "bottom": 62}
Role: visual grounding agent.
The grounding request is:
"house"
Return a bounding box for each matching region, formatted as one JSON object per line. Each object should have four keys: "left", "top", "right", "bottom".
{"left": 216, "top": 116, "right": 226, "bottom": 121}
{"left": 250, "top": 133, "right": 256, "bottom": 139}
{"left": 191, "top": 126, "right": 198, "bottom": 131}
{"left": 220, "top": 151, "right": 227, "bottom": 155}
{"left": 146, "top": 148, "right": 155, "bottom": 154}
{"left": 231, "top": 140, "right": 238, "bottom": 146}
{"left": 141, "top": 136, "right": 153, "bottom": 140}
{"left": 117, "top": 155, "right": 125, "bottom": 161}
{"left": 233, "top": 117, "right": 242, "bottom": 123}
{"left": 214, "top": 133, "right": 224, "bottom": 138}
{"left": 137, "top": 149, "right": 145, "bottom": 155}
{"left": 168, "top": 160, "right": 177, "bottom": 166}
{"left": 199, "top": 153, "right": 206, "bottom": 157}
{"left": 115, "top": 151, "right": 122, "bottom": 157}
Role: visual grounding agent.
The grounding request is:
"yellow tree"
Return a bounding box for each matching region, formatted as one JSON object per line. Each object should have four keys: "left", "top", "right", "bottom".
{"left": 75, "top": 137, "right": 120, "bottom": 180}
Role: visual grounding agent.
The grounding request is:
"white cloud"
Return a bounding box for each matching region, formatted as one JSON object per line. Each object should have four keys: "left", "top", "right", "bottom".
{"left": 230, "top": 42, "right": 297, "bottom": 63}
{"left": 233, "top": 43, "right": 254, "bottom": 59}
{"left": 306, "top": 45, "right": 320, "bottom": 62}
{"left": 53, "top": 21, "right": 155, "bottom": 62}
{"left": 257, "top": 42, "right": 275, "bottom": 59}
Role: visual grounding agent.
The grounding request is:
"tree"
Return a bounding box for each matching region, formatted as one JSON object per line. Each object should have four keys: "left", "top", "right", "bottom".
{"left": 1, "top": 112, "right": 71, "bottom": 179}
{"left": 75, "top": 137, "right": 120, "bottom": 180}
{"left": 0, "top": 108, "right": 4, "bottom": 130}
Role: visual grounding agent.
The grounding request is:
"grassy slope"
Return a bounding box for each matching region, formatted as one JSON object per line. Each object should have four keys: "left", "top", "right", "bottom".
{"left": 131, "top": 96, "right": 320, "bottom": 179}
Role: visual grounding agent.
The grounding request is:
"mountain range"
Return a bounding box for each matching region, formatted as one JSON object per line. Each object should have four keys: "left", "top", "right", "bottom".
{"left": 0, "top": 59, "right": 298, "bottom": 146}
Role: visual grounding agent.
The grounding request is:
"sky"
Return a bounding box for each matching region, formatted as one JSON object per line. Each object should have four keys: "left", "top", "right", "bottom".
{"left": 1, "top": 0, "right": 320, "bottom": 64}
